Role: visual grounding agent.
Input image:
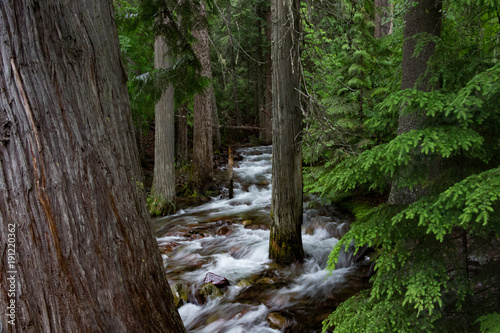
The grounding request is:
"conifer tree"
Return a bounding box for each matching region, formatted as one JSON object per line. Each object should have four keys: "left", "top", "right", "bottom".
{"left": 150, "top": 17, "right": 176, "bottom": 216}
{"left": 193, "top": 1, "right": 215, "bottom": 193}
{"left": 269, "top": 0, "right": 304, "bottom": 263}
{"left": 388, "top": 0, "right": 442, "bottom": 204}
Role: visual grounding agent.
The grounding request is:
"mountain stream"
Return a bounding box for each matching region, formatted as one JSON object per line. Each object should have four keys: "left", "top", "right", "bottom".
{"left": 152, "top": 146, "right": 370, "bottom": 332}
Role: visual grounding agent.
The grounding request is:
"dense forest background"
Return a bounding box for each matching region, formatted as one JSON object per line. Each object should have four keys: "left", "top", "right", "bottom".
{"left": 114, "top": 0, "right": 500, "bottom": 331}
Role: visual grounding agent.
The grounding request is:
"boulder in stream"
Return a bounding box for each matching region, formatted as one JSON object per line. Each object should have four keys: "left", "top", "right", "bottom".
{"left": 217, "top": 226, "right": 233, "bottom": 236}
{"left": 267, "top": 311, "right": 294, "bottom": 331}
{"left": 242, "top": 219, "right": 253, "bottom": 226}
{"left": 199, "top": 283, "right": 223, "bottom": 300}
{"left": 171, "top": 283, "right": 188, "bottom": 307}
{"left": 204, "top": 272, "right": 230, "bottom": 287}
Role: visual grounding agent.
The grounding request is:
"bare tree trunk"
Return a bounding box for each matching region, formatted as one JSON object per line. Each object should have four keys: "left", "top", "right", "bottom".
{"left": 262, "top": 6, "right": 273, "bottom": 144}
{"left": 388, "top": 0, "right": 441, "bottom": 205}
{"left": 0, "top": 1, "right": 185, "bottom": 332}
{"left": 193, "top": 2, "right": 214, "bottom": 193}
{"left": 227, "top": 3, "right": 242, "bottom": 126}
{"left": 269, "top": 0, "right": 304, "bottom": 263}
{"left": 374, "top": 0, "right": 393, "bottom": 38}
{"left": 151, "top": 34, "right": 176, "bottom": 215}
{"left": 211, "top": 87, "right": 221, "bottom": 150}
{"left": 176, "top": 103, "right": 189, "bottom": 165}
{"left": 256, "top": 2, "right": 266, "bottom": 143}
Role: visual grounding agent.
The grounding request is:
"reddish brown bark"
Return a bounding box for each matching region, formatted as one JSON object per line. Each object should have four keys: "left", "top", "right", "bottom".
{"left": 0, "top": 1, "right": 185, "bottom": 332}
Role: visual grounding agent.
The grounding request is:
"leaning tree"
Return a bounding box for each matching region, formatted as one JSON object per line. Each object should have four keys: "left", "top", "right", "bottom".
{"left": 0, "top": 1, "right": 185, "bottom": 332}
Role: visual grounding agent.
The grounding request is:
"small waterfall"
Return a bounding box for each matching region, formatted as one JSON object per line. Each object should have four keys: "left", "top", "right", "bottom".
{"left": 154, "top": 146, "right": 368, "bottom": 332}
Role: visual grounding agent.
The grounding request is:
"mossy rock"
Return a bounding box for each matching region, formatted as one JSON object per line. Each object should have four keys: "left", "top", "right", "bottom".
{"left": 171, "top": 283, "right": 188, "bottom": 308}
{"left": 199, "top": 283, "right": 223, "bottom": 300}
{"left": 237, "top": 279, "right": 252, "bottom": 287}
{"left": 147, "top": 195, "right": 176, "bottom": 217}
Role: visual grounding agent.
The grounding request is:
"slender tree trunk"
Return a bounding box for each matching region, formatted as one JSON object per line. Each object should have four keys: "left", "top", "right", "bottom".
{"left": 374, "top": 0, "right": 393, "bottom": 38}
{"left": 388, "top": 0, "right": 441, "bottom": 205}
{"left": 211, "top": 87, "right": 221, "bottom": 150}
{"left": 263, "top": 5, "right": 273, "bottom": 144}
{"left": 0, "top": 1, "right": 185, "bottom": 332}
{"left": 151, "top": 34, "right": 176, "bottom": 214}
{"left": 176, "top": 103, "right": 189, "bottom": 165}
{"left": 269, "top": 0, "right": 304, "bottom": 263}
{"left": 193, "top": 2, "right": 214, "bottom": 193}
{"left": 256, "top": 3, "right": 266, "bottom": 143}
{"left": 227, "top": 3, "right": 241, "bottom": 126}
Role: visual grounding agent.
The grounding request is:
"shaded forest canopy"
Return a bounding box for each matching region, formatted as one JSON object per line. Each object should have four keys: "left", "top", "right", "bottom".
{"left": 115, "top": 0, "right": 500, "bottom": 331}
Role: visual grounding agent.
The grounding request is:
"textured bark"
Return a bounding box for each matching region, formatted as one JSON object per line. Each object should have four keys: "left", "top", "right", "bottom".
{"left": 262, "top": 6, "right": 273, "bottom": 144}
{"left": 0, "top": 1, "right": 185, "bottom": 332}
{"left": 152, "top": 34, "right": 176, "bottom": 207}
{"left": 176, "top": 103, "right": 188, "bottom": 165}
{"left": 269, "top": 0, "right": 304, "bottom": 263}
{"left": 374, "top": 0, "right": 393, "bottom": 38}
{"left": 193, "top": 2, "right": 214, "bottom": 192}
{"left": 388, "top": 0, "right": 441, "bottom": 205}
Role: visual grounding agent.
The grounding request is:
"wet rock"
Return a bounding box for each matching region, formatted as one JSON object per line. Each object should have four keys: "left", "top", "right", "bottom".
{"left": 304, "top": 225, "right": 316, "bottom": 235}
{"left": 189, "top": 231, "right": 205, "bottom": 240}
{"left": 204, "top": 272, "right": 230, "bottom": 287}
{"left": 229, "top": 246, "right": 241, "bottom": 256}
{"left": 158, "top": 241, "right": 179, "bottom": 253}
{"left": 214, "top": 219, "right": 233, "bottom": 226}
{"left": 242, "top": 220, "right": 253, "bottom": 226}
{"left": 325, "top": 222, "right": 350, "bottom": 239}
{"left": 237, "top": 279, "right": 251, "bottom": 287}
{"left": 244, "top": 224, "right": 269, "bottom": 231}
{"left": 230, "top": 201, "right": 252, "bottom": 206}
{"left": 163, "top": 230, "right": 188, "bottom": 238}
{"left": 199, "top": 283, "right": 223, "bottom": 299}
{"left": 171, "top": 283, "right": 188, "bottom": 307}
{"left": 217, "top": 226, "right": 233, "bottom": 236}
{"left": 256, "top": 277, "right": 274, "bottom": 285}
{"left": 267, "top": 311, "right": 291, "bottom": 331}
{"left": 259, "top": 179, "right": 270, "bottom": 186}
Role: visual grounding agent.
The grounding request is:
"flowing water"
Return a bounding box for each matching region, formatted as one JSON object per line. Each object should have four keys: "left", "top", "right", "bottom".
{"left": 152, "top": 146, "right": 370, "bottom": 332}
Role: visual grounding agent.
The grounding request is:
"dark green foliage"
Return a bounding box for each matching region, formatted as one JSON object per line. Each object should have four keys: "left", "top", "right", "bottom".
{"left": 302, "top": 0, "right": 402, "bottom": 174}
{"left": 300, "top": 1, "right": 500, "bottom": 332}
{"left": 115, "top": 0, "right": 211, "bottom": 131}
{"left": 210, "top": 0, "right": 270, "bottom": 129}
{"left": 114, "top": 0, "right": 156, "bottom": 126}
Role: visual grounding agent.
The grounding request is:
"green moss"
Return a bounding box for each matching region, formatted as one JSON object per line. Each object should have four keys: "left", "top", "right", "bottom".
{"left": 147, "top": 195, "right": 176, "bottom": 217}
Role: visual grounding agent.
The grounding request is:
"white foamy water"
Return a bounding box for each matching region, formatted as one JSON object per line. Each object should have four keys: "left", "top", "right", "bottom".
{"left": 154, "top": 146, "right": 358, "bottom": 332}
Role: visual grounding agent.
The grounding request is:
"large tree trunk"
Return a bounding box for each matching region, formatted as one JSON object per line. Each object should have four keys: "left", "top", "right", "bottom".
{"left": 193, "top": 2, "right": 214, "bottom": 193}
{"left": 262, "top": 6, "right": 273, "bottom": 145}
{"left": 269, "top": 0, "right": 304, "bottom": 263}
{"left": 374, "top": 0, "right": 393, "bottom": 38}
{"left": 388, "top": 0, "right": 441, "bottom": 205}
{"left": 0, "top": 1, "right": 185, "bottom": 332}
{"left": 151, "top": 34, "right": 176, "bottom": 214}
